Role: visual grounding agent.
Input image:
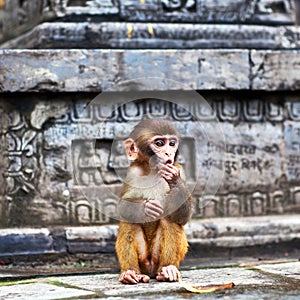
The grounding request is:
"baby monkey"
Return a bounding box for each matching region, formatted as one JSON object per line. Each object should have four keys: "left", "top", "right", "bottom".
{"left": 116, "top": 119, "right": 193, "bottom": 284}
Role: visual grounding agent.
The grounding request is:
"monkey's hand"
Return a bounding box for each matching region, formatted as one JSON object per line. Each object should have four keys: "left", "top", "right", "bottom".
{"left": 119, "top": 270, "right": 150, "bottom": 284}
{"left": 159, "top": 164, "right": 181, "bottom": 188}
{"left": 144, "top": 200, "right": 164, "bottom": 220}
{"left": 156, "top": 265, "right": 180, "bottom": 282}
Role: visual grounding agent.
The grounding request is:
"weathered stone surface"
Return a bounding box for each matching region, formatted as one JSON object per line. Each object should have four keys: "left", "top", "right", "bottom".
{"left": 1, "top": 0, "right": 295, "bottom": 45}
{"left": 0, "top": 229, "right": 61, "bottom": 256}
{"left": 206, "top": 122, "right": 284, "bottom": 194}
{"left": 0, "top": 215, "right": 299, "bottom": 257}
{"left": 1, "top": 92, "right": 300, "bottom": 226}
{"left": 66, "top": 226, "right": 118, "bottom": 253}
{"left": 0, "top": 282, "right": 95, "bottom": 300}
{"left": 53, "top": 267, "right": 276, "bottom": 297}
{"left": 0, "top": 49, "right": 250, "bottom": 92}
{"left": 2, "top": 49, "right": 300, "bottom": 92}
{"left": 2, "top": 261, "right": 300, "bottom": 299}
{"left": 251, "top": 50, "right": 300, "bottom": 90}
{"left": 2, "top": 22, "right": 300, "bottom": 50}
{"left": 186, "top": 215, "right": 300, "bottom": 248}
{"left": 30, "top": 101, "right": 70, "bottom": 130}
{"left": 0, "top": 0, "right": 65, "bottom": 44}
{"left": 65, "top": 226, "right": 118, "bottom": 240}
{"left": 253, "top": 261, "right": 300, "bottom": 280}
{"left": 119, "top": 0, "right": 295, "bottom": 24}
{"left": 66, "top": 0, "right": 118, "bottom": 15}
{"left": 284, "top": 120, "right": 300, "bottom": 183}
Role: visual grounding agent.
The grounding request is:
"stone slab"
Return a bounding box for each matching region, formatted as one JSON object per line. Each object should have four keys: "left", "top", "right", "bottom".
{"left": 1, "top": 49, "right": 300, "bottom": 91}
{"left": 65, "top": 225, "right": 118, "bottom": 241}
{"left": 0, "top": 49, "right": 250, "bottom": 92}
{"left": 251, "top": 50, "right": 300, "bottom": 90}
{"left": 0, "top": 273, "right": 12, "bottom": 278}
{"left": 0, "top": 282, "right": 95, "bottom": 300}
{"left": 2, "top": 23, "right": 300, "bottom": 50}
{"left": 0, "top": 229, "right": 57, "bottom": 256}
{"left": 53, "top": 267, "right": 276, "bottom": 297}
{"left": 185, "top": 215, "right": 300, "bottom": 248}
{"left": 253, "top": 261, "right": 300, "bottom": 280}
{"left": 65, "top": 225, "right": 118, "bottom": 254}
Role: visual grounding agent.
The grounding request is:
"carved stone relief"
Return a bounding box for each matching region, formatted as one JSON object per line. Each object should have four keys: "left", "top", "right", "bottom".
{"left": 66, "top": 0, "right": 119, "bottom": 14}
{"left": 0, "top": 0, "right": 67, "bottom": 44}
{"left": 1, "top": 94, "right": 300, "bottom": 226}
{"left": 5, "top": 112, "right": 38, "bottom": 196}
{"left": 120, "top": 0, "right": 295, "bottom": 24}
{"left": 285, "top": 122, "right": 300, "bottom": 181}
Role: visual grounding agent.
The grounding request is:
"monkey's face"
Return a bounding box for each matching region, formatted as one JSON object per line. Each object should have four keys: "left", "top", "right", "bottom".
{"left": 148, "top": 135, "right": 179, "bottom": 169}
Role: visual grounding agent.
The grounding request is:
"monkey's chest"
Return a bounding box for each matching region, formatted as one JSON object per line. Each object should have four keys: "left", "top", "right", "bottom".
{"left": 125, "top": 174, "right": 170, "bottom": 201}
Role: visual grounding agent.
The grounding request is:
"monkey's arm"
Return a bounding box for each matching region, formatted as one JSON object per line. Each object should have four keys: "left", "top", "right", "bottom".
{"left": 159, "top": 165, "right": 193, "bottom": 225}
{"left": 165, "top": 180, "right": 194, "bottom": 225}
{"left": 118, "top": 197, "right": 164, "bottom": 223}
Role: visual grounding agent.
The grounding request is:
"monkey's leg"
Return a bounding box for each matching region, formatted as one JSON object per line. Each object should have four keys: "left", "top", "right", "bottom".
{"left": 155, "top": 219, "right": 188, "bottom": 282}
{"left": 116, "top": 222, "right": 150, "bottom": 284}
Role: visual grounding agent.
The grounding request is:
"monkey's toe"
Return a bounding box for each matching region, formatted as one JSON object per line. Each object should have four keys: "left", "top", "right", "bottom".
{"left": 156, "top": 265, "right": 180, "bottom": 282}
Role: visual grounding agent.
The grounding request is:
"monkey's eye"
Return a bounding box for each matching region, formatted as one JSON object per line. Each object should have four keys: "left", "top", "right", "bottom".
{"left": 169, "top": 141, "right": 176, "bottom": 147}
{"left": 155, "top": 140, "right": 165, "bottom": 147}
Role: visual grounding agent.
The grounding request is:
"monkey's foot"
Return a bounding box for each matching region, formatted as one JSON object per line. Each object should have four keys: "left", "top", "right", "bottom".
{"left": 119, "top": 270, "right": 150, "bottom": 284}
{"left": 156, "top": 265, "right": 180, "bottom": 282}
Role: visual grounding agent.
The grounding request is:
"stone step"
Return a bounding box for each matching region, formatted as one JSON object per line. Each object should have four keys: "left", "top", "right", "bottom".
{"left": 0, "top": 1, "right": 297, "bottom": 44}
{"left": 0, "top": 215, "right": 299, "bottom": 259}
{"left": 2, "top": 22, "right": 300, "bottom": 50}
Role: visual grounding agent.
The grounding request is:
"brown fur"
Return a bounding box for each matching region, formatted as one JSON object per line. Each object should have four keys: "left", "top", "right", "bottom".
{"left": 116, "top": 119, "right": 193, "bottom": 281}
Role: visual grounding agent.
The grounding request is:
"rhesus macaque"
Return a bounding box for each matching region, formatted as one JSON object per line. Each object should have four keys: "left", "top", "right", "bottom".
{"left": 116, "top": 119, "right": 193, "bottom": 284}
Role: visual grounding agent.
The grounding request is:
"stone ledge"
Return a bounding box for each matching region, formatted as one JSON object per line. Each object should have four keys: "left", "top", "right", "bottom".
{"left": 2, "top": 23, "right": 300, "bottom": 50}
{"left": 186, "top": 215, "right": 300, "bottom": 248}
{"left": 0, "top": 215, "right": 299, "bottom": 258}
{"left": 1, "top": 49, "right": 300, "bottom": 92}
{"left": 0, "top": 49, "right": 250, "bottom": 92}
{"left": 0, "top": 228, "right": 61, "bottom": 257}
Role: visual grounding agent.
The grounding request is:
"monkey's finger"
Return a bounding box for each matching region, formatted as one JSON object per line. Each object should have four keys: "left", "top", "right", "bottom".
{"left": 145, "top": 200, "right": 163, "bottom": 213}
{"left": 138, "top": 274, "right": 151, "bottom": 283}
{"left": 145, "top": 201, "right": 164, "bottom": 216}
{"left": 146, "top": 200, "right": 163, "bottom": 210}
{"left": 161, "top": 164, "right": 180, "bottom": 174}
{"left": 145, "top": 207, "right": 162, "bottom": 219}
{"left": 161, "top": 266, "right": 170, "bottom": 279}
{"left": 162, "top": 265, "right": 179, "bottom": 282}
{"left": 160, "top": 173, "right": 174, "bottom": 182}
{"left": 171, "top": 267, "right": 180, "bottom": 281}
{"left": 120, "top": 270, "right": 139, "bottom": 284}
{"left": 160, "top": 167, "right": 179, "bottom": 179}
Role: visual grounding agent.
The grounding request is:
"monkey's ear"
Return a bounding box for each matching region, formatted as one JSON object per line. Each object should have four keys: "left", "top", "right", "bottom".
{"left": 123, "top": 138, "right": 139, "bottom": 161}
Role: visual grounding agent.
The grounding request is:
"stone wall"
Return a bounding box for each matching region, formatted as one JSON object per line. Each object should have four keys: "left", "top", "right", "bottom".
{"left": 0, "top": 0, "right": 300, "bottom": 227}
{"left": 0, "top": 89, "right": 299, "bottom": 227}
{"left": 0, "top": 0, "right": 296, "bottom": 46}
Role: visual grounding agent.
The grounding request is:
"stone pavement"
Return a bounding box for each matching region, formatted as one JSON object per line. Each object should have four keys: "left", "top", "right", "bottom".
{"left": 0, "top": 259, "right": 299, "bottom": 299}
{"left": 1, "top": 215, "right": 300, "bottom": 259}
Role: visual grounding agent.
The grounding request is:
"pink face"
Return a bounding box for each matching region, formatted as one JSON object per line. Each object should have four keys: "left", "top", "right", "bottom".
{"left": 150, "top": 135, "right": 179, "bottom": 165}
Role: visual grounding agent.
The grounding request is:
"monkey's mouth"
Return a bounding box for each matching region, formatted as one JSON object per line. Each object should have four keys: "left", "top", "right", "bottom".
{"left": 166, "top": 160, "right": 173, "bottom": 165}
